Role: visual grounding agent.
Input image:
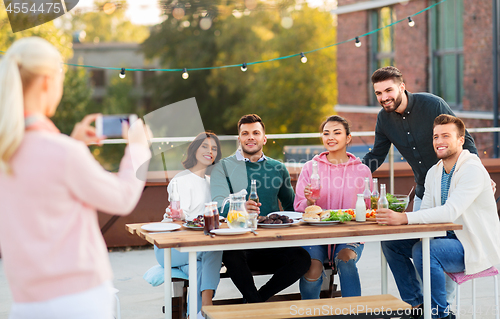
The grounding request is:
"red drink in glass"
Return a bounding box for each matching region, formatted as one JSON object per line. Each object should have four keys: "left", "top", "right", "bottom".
{"left": 170, "top": 200, "right": 181, "bottom": 220}
{"left": 364, "top": 197, "right": 371, "bottom": 210}
{"left": 310, "top": 187, "right": 321, "bottom": 200}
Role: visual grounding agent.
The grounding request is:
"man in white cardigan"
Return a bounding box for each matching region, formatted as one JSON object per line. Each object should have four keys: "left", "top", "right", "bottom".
{"left": 376, "top": 114, "right": 500, "bottom": 319}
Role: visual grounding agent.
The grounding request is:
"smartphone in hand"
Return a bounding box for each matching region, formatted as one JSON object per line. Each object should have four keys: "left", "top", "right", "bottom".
{"left": 95, "top": 114, "right": 138, "bottom": 138}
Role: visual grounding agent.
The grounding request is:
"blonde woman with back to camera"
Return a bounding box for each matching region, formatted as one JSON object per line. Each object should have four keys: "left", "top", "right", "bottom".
{"left": 0, "top": 37, "right": 151, "bottom": 319}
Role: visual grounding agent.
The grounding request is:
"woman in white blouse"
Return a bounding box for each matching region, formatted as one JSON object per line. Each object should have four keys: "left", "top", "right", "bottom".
{"left": 146, "top": 132, "right": 222, "bottom": 318}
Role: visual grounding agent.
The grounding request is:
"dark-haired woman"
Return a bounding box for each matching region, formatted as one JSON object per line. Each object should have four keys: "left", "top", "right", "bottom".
{"left": 294, "top": 115, "right": 372, "bottom": 299}
{"left": 149, "top": 132, "right": 222, "bottom": 318}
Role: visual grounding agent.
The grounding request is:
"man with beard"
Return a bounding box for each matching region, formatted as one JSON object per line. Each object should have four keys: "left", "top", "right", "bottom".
{"left": 211, "top": 114, "right": 310, "bottom": 303}
{"left": 375, "top": 115, "right": 500, "bottom": 319}
{"left": 362, "top": 66, "right": 477, "bottom": 211}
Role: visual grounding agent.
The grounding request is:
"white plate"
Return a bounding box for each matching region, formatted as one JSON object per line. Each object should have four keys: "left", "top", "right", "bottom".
{"left": 141, "top": 223, "right": 181, "bottom": 232}
{"left": 210, "top": 228, "right": 251, "bottom": 235}
{"left": 258, "top": 219, "right": 301, "bottom": 228}
{"left": 300, "top": 219, "right": 341, "bottom": 226}
{"left": 182, "top": 223, "right": 204, "bottom": 230}
{"left": 268, "top": 211, "right": 303, "bottom": 220}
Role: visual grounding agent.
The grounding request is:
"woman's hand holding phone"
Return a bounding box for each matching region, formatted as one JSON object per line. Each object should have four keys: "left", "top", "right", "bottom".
{"left": 71, "top": 114, "right": 105, "bottom": 145}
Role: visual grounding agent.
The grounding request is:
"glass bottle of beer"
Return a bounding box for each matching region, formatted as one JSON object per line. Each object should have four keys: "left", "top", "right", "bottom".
{"left": 249, "top": 179, "right": 259, "bottom": 203}
{"left": 378, "top": 184, "right": 389, "bottom": 209}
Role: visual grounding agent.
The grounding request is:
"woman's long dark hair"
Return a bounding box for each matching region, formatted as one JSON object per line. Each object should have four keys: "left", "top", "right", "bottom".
{"left": 182, "top": 132, "right": 222, "bottom": 173}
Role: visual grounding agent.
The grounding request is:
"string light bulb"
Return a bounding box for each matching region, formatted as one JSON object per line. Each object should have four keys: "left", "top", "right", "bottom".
{"left": 119, "top": 68, "right": 126, "bottom": 79}
{"left": 355, "top": 37, "right": 362, "bottom": 48}
{"left": 241, "top": 63, "right": 247, "bottom": 72}
{"left": 408, "top": 17, "right": 415, "bottom": 27}
{"left": 182, "top": 68, "right": 189, "bottom": 79}
{"left": 300, "top": 52, "right": 307, "bottom": 63}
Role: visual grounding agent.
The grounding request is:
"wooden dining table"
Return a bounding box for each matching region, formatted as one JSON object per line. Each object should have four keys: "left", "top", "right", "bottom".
{"left": 126, "top": 220, "right": 462, "bottom": 319}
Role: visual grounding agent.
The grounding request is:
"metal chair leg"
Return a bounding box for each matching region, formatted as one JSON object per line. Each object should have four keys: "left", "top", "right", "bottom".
{"left": 472, "top": 279, "right": 476, "bottom": 319}
{"left": 495, "top": 275, "right": 499, "bottom": 319}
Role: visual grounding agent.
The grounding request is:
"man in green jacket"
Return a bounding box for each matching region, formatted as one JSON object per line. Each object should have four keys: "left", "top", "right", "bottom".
{"left": 211, "top": 114, "right": 310, "bottom": 303}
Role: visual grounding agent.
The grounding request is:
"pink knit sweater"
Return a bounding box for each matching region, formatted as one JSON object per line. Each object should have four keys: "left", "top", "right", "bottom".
{"left": 0, "top": 131, "right": 150, "bottom": 302}
{"left": 294, "top": 152, "right": 372, "bottom": 212}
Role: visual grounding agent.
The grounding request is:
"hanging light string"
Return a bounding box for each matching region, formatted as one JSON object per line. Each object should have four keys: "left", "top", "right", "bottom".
{"left": 0, "top": 0, "right": 447, "bottom": 75}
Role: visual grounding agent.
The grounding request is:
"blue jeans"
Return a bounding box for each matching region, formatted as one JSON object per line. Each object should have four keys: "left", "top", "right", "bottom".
{"left": 412, "top": 238, "right": 464, "bottom": 318}
{"left": 412, "top": 195, "right": 457, "bottom": 305}
{"left": 300, "top": 243, "right": 364, "bottom": 299}
{"left": 382, "top": 239, "right": 423, "bottom": 307}
{"left": 382, "top": 237, "right": 464, "bottom": 319}
{"left": 155, "top": 247, "right": 223, "bottom": 313}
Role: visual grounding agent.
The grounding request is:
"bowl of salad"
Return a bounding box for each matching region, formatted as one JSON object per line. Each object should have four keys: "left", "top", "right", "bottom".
{"left": 387, "top": 194, "right": 409, "bottom": 212}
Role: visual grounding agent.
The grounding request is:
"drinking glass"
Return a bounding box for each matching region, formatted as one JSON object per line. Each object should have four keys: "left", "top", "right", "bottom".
{"left": 247, "top": 212, "right": 258, "bottom": 230}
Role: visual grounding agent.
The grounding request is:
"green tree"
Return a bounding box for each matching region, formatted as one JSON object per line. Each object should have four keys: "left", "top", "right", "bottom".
{"left": 231, "top": 6, "right": 337, "bottom": 134}
{"left": 52, "top": 67, "right": 94, "bottom": 135}
{"left": 0, "top": 2, "right": 93, "bottom": 135}
{"left": 100, "top": 76, "right": 141, "bottom": 115}
{"left": 0, "top": 3, "right": 72, "bottom": 60}
{"left": 142, "top": 1, "right": 337, "bottom": 158}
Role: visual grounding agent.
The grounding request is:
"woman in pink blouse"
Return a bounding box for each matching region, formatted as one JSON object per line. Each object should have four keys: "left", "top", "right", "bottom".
{"left": 294, "top": 115, "right": 372, "bottom": 299}
{"left": 0, "top": 37, "right": 150, "bottom": 319}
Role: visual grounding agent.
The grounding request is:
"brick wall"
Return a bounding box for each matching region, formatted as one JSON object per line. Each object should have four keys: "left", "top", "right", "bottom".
{"left": 462, "top": 0, "right": 493, "bottom": 112}
{"left": 393, "top": 0, "right": 429, "bottom": 93}
{"left": 335, "top": 0, "right": 497, "bottom": 158}
{"left": 337, "top": 111, "right": 377, "bottom": 145}
{"left": 337, "top": 4, "right": 370, "bottom": 106}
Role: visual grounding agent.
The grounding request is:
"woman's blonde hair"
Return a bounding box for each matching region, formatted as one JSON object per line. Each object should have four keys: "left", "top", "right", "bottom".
{"left": 0, "top": 37, "right": 62, "bottom": 173}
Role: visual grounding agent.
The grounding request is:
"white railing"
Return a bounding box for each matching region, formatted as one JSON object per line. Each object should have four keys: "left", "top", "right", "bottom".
{"left": 96, "top": 127, "right": 500, "bottom": 194}
{"left": 97, "top": 127, "right": 500, "bottom": 144}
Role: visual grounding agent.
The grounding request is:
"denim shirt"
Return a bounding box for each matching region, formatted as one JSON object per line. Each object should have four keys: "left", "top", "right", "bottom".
{"left": 363, "top": 91, "right": 477, "bottom": 199}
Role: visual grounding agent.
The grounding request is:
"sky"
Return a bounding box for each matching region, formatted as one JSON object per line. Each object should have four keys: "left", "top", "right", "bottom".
{"left": 72, "top": 0, "right": 336, "bottom": 26}
{"left": 74, "top": 0, "right": 163, "bottom": 25}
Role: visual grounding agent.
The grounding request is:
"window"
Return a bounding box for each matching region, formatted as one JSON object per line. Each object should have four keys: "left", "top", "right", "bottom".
{"left": 142, "top": 70, "right": 157, "bottom": 91}
{"left": 370, "top": 6, "right": 396, "bottom": 104}
{"left": 90, "top": 69, "right": 105, "bottom": 87}
{"left": 431, "top": 0, "right": 464, "bottom": 108}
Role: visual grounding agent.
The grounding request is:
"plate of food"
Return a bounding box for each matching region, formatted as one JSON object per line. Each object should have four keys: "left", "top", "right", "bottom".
{"left": 267, "top": 211, "right": 303, "bottom": 220}
{"left": 257, "top": 213, "right": 299, "bottom": 228}
{"left": 183, "top": 215, "right": 223, "bottom": 230}
{"left": 182, "top": 222, "right": 204, "bottom": 230}
{"left": 141, "top": 223, "right": 181, "bottom": 232}
{"left": 301, "top": 205, "right": 353, "bottom": 225}
{"left": 182, "top": 216, "right": 204, "bottom": 230}
{"left": 365, "top": 209, "right": 377, "bottom": 221}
